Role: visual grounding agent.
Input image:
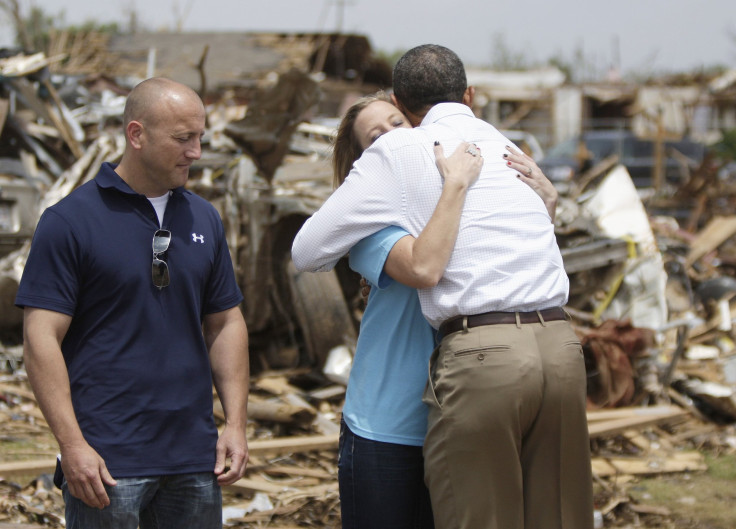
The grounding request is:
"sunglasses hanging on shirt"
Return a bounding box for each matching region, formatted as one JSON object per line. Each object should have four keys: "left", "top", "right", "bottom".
{"left": 152, "top": 229, "right": 171, "bottom": 289}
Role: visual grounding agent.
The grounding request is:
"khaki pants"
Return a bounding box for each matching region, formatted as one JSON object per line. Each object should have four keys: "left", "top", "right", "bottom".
{"left": 422, "top": 318, "right": 593, "bottom": 529}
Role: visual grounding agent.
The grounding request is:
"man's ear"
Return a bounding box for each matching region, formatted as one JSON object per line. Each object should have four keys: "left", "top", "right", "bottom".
{"left": 127, "top": 120, "right": 144, "bottom": 149}
{"left": 391, "top": 93, "right": 425, "bottom": 127}
{"left": 390, "top": 93, "right": 404, "bottom": 113}
{"left": 391, "top": 95, "right": 424, "bottom": 127}
{"left": 463, "top": 86, "right": 475, "bottom": 108}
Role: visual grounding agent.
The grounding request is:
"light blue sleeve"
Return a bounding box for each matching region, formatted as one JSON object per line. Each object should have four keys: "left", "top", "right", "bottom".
{"left": 349, "top": 226, "right": 410, "bottom": 289}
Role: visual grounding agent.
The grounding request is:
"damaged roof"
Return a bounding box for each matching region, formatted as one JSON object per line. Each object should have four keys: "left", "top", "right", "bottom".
{"left": 106, "top": 32, "right": 391, "bottom": 94}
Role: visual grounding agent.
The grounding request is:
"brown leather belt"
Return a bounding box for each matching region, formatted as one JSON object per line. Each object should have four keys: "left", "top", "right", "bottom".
{"left": 437, "top": 307, "right": 567, "bottom": 341}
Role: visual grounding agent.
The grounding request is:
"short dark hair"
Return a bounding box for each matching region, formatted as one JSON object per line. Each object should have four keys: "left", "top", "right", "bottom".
{"left": 392, "top": 44, "right": 467, "bottom": 115}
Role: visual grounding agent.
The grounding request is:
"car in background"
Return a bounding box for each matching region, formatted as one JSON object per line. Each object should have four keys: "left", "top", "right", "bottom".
{"left": 538, "top": 129, "right": 706, "bottom": 193}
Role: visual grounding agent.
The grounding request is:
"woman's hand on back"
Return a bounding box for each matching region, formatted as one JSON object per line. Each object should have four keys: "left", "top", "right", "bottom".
{"left": 434, "top": 141, "right": 484, "bottom": 191}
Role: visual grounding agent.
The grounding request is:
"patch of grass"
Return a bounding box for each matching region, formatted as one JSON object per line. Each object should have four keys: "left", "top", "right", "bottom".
{"left": 705, "top": 452, "right": 736, "bottom": 480}
{"left": 627, "top": 453, "right": 736, "bottom": 529}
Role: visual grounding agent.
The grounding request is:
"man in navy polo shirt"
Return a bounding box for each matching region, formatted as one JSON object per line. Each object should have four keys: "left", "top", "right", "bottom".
{"left": 16, "top": 77, "right": 250, "bottom": 529}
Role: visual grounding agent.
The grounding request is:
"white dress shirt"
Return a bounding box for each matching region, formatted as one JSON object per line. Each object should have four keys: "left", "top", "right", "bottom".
{"left": 291, "top": 103, "right": 569, "bottom": 328}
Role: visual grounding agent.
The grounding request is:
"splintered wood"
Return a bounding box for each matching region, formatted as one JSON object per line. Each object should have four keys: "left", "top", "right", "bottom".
{"left": 0, "top": 372, "right": 344, "bottom": 527}
{"left": 1, "top": 368, "right": 731, "bottom": 528}
{"left": 588, "top": 405, "right": 708, "bottom": 478}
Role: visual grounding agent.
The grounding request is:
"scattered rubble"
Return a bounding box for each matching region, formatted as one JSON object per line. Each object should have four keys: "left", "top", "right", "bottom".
{"left": 1, "top": 38, "right": 736, "bottom": 527}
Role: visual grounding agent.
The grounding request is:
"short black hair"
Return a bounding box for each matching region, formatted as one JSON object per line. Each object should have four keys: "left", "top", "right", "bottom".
{"left": 392, "top": 44, "right": 467, "bottom": 115}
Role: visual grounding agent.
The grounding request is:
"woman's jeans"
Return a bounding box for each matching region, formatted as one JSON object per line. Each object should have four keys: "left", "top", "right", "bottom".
{"left": 338, "top": 419, "right": 434, "bottom": 529}
{"left": 63, "top": 472, "right": 222, "bottom": 529}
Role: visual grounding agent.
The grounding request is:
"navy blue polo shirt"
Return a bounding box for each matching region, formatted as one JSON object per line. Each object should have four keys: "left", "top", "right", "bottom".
{"left": 16, "top": 162, "right": 243, "bottom": 477}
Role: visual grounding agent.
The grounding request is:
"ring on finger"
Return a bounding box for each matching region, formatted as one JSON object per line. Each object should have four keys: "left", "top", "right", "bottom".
{"left": 526, "top": 166, "right": 532, "bottom": 176}
{"left": 466, "top": 145, "right": 479, "bottom": 157}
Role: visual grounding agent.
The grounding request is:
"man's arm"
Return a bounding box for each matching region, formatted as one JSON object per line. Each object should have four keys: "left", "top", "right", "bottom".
{"left": 384, "top": 142, "right": 482, "bottom": 288}
{"left": 23, "top": 307, "right": 116, "bottom": 509}
{"left": 203, "top": 306, "right": 250, "bottom": 486}
{"left": 291, "top": 142, "right": 405, "bottom": 272}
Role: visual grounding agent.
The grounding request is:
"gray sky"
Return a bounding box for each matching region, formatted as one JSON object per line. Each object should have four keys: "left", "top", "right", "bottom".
{"left": 3, "top": 0, "right": 735, "bottom": 76}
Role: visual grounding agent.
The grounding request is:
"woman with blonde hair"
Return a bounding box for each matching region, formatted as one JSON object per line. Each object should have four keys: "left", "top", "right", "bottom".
{"left": 332, "top": 92, "right": 554, "bottom": 529}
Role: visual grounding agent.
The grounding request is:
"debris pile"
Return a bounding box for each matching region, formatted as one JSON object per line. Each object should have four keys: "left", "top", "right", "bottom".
{"left": 1, "top": 42, "right": 736, "bottom": 527}
{"left": 0, "top": 368, "right": 345, "bottom": 527}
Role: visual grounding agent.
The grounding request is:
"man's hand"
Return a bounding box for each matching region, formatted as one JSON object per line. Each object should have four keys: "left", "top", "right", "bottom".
{"left": 60, "top": 442, "right": 117, "bottom": 509}
{"left": 214, "top": 425, "right": 249, "bottom": 486}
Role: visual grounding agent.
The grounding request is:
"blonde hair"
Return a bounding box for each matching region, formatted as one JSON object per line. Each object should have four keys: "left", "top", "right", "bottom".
{"left": 332, "top": 91, "right": 391, "bottom": 188}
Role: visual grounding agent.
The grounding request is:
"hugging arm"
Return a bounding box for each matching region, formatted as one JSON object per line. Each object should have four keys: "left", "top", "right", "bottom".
{"left": 384, "top": 142, "right": 483, "bottom": 288}
{"left": 291, "top": 145, "right": 404, "bottom": 272}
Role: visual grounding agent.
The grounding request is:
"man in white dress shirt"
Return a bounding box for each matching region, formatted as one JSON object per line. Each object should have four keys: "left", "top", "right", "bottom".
{"left": 291, "top": 44, "right": 593, "bottom": 529}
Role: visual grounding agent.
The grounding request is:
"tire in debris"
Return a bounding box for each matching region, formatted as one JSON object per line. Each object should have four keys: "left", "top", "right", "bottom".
{"left": 284, "top": 258, "right": 357, "bottom": 369}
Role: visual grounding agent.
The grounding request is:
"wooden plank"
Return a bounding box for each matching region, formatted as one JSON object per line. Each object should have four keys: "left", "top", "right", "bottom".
{"left": 686, "top": 215, "right": 736, "bottom": 266}
{"left": 591, "top": 451, "right": 706, "bottom": 477}
{"left": 588, "top": 408, "right": 689, "bottom": 439}
{"left": 226, "top": 477, "right": 339, "bottom": 496}
{"left": 0, "top": 458, "right": 56, "bottom": 478}
{"left": 227, "top": 476, "right": 290, "bottom": 494}
{"left": 249, "top": 434, "right": 338, "bottom": 456}
{"left": 629, "top": 503, "right": 671, "bottom": 516}
{"left": 214, "top": 395, "right": 316, "bottom": 425}
{"left": 278, "top": 481, "right": 338, "bottom": 502}
{"left": 587, "top": 405, "right": 683, "bottom": 422}
{"left": 591, "top": 458, "right": 618, "bottom": 476}
{"left": 253, "top": 375, "right": 303, "bottom": 396}
{"left": 250, "top": 464, "right": 332, "bottom": 479}
{"left": 308, "top": 384, "right": 346, "bottom": 401}
{"left": 41, "top": 78, "right": 84, "bottom": 159}
{"left": 0, "top": 434, "right": 337, "bottom": 480}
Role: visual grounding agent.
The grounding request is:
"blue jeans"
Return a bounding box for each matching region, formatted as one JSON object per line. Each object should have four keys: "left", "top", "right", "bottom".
{"left": 63, "top": 472, "right": 222, "bottom": 529}
{"left": 338, "top": 420, "right": 434, "bottom": 529}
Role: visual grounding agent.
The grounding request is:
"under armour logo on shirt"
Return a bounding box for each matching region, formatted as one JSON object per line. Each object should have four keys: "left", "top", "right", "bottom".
{"left": 192, "top": 233, "right": 205, "bottom": 244}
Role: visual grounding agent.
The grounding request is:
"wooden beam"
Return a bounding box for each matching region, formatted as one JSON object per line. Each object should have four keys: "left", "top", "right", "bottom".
{"left": 226, "top": 476, "right": 289, "bottom": 494}
{"left": 0, "top": 459, "right": 56, "bottom": 478}
{"left": 591, "top": 451, "right": 706, "bottom": 477}
{"left": 248, "top": 464, "right": 332, "bottom": 479}
{"left": 0, "top": 434, "right": 337, "bottom": 480}
{"left": 587, "top": 405, "right": 684, "bottom": 422}
{"left": 248, "top": 434, "right": 338, "bottom": 456}
{"left": 588, "top": 407, "right": 689, "bottom": 439}
{"left": 686, "top": 215, "right": 736, "bottom": 267}
{"left": 214, "top": 396, "right": 316, "bottom": 426}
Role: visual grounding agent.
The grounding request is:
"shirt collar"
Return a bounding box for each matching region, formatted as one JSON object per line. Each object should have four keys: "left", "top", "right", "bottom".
{"left": 94, "top": 162, "right": 188, "bottom": 197}
{"left": 421, "top": 103, "right": 474, "bottom": 126}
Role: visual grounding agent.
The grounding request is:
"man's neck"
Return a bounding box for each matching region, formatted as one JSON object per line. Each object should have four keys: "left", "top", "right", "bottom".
{"left": 114, "top": 159, "right": 165, "bottom": 198}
